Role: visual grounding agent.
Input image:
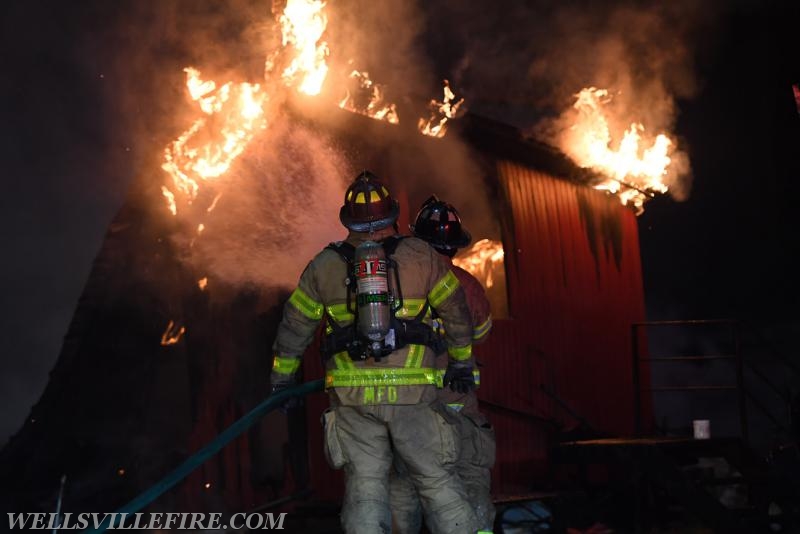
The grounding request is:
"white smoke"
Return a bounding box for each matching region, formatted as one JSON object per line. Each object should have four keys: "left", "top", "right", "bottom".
{"left": 180, "top": 115, "right": 351, "bottom": 289}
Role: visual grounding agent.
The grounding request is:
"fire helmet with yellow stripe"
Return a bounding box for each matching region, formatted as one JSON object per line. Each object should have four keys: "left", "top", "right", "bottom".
{"left": 339, "top": 171, "right": 400, "bottom": 232}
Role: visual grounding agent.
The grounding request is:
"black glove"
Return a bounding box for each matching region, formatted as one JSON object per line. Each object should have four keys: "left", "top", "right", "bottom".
{"left": 270, "top": 378, "right": 301, "bottom": 413}
{"left": 443, "top": 362, "right": 475, "bottom": 394}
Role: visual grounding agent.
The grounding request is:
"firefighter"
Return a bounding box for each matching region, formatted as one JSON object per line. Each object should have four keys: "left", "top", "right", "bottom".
{"left": 390, "top": 196, "right": 496, "bottom": 534}
{"left": 269, "top": 172, "right": 480, "bottom": 534}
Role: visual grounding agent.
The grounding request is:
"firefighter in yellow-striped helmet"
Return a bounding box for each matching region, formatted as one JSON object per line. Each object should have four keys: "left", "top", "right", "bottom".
{"left": 270, "top": 170, "right": 480, "bottom": 533}
{"left": 339, "top": 170, "right": 400, "bottom": 232}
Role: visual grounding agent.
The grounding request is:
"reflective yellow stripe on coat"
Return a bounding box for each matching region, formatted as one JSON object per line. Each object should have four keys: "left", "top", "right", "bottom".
{"left": 448, "top": 344, "right": 472, "bottom": 361}
{"left": 404, "top": 344, "right": 425, "bottom": 368}
{"left": 428, "top": 271, "right": 460, "bottom": 308}
{"left": 272, "top": 356, "right": 301, "bottom": 375}
{"left": 473, "top": 314, "right": 492, "bottom": 341}
{"left": 326, "top": 303, "right": 354, "bottom": 324}
{"left": 333, "top": 351, "right": 356, "bottom": 370}
{"left": 288, "top": 287, "right": 323, "bottom": 320}
{"left": 325, "top": 367, "right": 443, "bottom": 389}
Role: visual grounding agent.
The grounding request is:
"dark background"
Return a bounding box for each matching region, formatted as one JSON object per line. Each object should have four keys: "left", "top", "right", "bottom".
{"left": 1, "top": 0, "right": 798, "bottom": 445}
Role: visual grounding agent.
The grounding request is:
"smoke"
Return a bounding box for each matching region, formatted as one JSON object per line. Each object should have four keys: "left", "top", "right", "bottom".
{"left": 182, "top": 117, "right": 350, "bottom": 289}
{"left": 420, "top": 0, "right": 719, "bottom": 202}
{"left": 529, "top": 3, "right": 702, "bottom": 123}
{"left": 149, "top": 0, "right": 502, "bottom": 284}
{"left": 85, "top": 1, "right": 345, "bottom": 289}
{"left": 9, "top": 0, "right": 714, "bottom": 297}
{"left": 324, "top": 0, "right": 434, "bottom": 100}
{"left": 89, "top": 0, "right": 279, "bottom": 166}
{"left": 394, "top": 135, "right": 498, "bottom": 240}
{"left": 530, "top": 2, "right": 705, "bottom": 200}
{"left": 60, "top": 0, "right": 717, "bottom": 289}
{"left": 320, "top": 0, "right": 500, "bottom": 240}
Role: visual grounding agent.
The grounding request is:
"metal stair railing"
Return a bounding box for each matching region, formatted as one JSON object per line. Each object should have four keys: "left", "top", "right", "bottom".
{"left": 739, "top": 321, "right": 800, "bottom": 434}
{"left": 632, "top": 319, "right": 748, "bottom": 441}
{"left": 633, "top": 319, "right": 797, "bottom": 443}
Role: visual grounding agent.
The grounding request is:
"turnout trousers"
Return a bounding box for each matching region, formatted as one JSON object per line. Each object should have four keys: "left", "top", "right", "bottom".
{"left": 390, "top": 409, "right": 496, "bottom": 533}
{"left": 325, "top": 402, "right": 479, "bottom": 534}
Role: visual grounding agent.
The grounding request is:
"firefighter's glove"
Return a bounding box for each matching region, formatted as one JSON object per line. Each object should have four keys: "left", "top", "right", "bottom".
{"left": 443, "top": 361, "right": 475, "bottom": 394}
{"left": 270, "top": 377, "right": 301, "bottom": 413}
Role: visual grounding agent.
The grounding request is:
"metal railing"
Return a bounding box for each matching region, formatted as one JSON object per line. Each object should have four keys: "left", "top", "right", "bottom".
{"left": 631, "top": 320, "right": 748, "bottom": 442}
{"left": 633, "top": 319, "right": 799, "bottom": 446}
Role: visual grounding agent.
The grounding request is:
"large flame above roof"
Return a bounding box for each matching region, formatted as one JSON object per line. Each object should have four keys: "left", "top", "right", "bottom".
{"left": 562, "top": 87, "right": 673, "bottom": 213}
{"left": 277, "top": 0, "right": 330, "bottom": 96}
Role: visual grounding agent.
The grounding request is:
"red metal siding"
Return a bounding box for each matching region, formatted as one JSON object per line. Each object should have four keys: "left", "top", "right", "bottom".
{"left": 474, "top": 319, "right": 554, "bottom": 494}
{"left": 490, "top": 160, "right": 646, "bottom": 437}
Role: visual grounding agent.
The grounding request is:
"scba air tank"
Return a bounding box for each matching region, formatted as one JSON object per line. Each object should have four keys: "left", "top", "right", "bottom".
{"left": 354, "top": 240, "right": 391, "bottom": 344}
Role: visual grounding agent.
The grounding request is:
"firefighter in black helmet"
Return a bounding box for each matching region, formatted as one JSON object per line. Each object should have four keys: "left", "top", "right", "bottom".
{"left": 270, "top": 173, "right": 480, "bottom": 533}
{"left": 409, "top": 195, "right": 472, "bottom": 255}
{"left": 391, "top": 195, "right": 496, "bottom": 534}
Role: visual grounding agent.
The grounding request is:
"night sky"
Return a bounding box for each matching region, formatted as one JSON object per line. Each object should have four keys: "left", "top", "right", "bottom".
{"left": 1, "top": 0, "right": 798, "bottom": 445}
{"left": 639, "top": 4, "right": 800, "bottom": 322}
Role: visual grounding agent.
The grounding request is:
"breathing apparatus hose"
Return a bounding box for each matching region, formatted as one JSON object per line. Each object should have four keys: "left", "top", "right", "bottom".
{"left": 82, "top": 379, "right": 325, "bottom": 534}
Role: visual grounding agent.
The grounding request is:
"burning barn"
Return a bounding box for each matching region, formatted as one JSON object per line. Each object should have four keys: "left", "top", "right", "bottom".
{"left": 0, "top": 103, "right": 650, "bottom": 516}
{"left": 0, "top": 0, "right": 669, "bottom": 526}
{"left": 293, "top": 105, "right": 651, "bottom": 503}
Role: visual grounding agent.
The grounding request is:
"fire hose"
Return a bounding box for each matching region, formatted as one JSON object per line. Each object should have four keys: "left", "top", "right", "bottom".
{"left": 82, "top": 378, "right": 324, "bottom": 534}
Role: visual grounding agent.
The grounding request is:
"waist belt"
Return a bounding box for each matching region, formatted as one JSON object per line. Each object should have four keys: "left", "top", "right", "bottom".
{"left": 321, "top": 319, "right": 446, "bottom": 361}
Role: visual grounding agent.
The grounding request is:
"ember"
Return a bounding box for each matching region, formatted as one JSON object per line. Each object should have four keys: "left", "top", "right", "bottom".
{"left": 160, "top": 320, "right": 186, "bottom": 346}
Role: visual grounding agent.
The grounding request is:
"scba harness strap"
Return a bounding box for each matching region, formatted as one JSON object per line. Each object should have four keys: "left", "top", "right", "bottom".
{"left": 321, "top": 236, "right": 446, "bottom": 361}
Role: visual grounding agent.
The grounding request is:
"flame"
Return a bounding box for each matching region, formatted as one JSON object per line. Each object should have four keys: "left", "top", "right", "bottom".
{"left": 160, "top": 320, "right": 186, "bottom": 346}
{"left": 563, "top": 87, "right": 672, "bottom": 212}
{"left": 418, "top": 80, "right": 465, "bottom": 138}
{"left": 154, "top": 1, "right": 333, "bottom": 353}
{"left": 278, "top": 0, "right": 330, "bottom": 95}
{"left": 453, "top": 239, "right": 505, "bottom": 289}
{"left": 161, "top": 68, "right": 268, "bottom": 215}
{"left": 338, "top": 70, "right": 399, "bottom": 124}
{"left": 161, "top": 0, "right": 331, "bottom": 217}
{"left": 161, "top": 186, "right": 177, "bottom": 216}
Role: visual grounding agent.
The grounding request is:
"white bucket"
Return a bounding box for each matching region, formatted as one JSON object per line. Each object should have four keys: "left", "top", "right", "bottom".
{"left": 693, "top": 419, "right": 711, "bottom": 439}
